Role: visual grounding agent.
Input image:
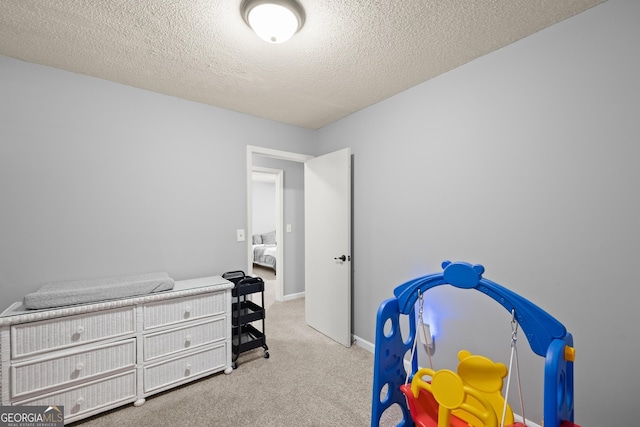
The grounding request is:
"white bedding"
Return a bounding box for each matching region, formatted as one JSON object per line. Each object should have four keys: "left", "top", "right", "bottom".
{"left": 253, "top": 244, "right": 276, "bottom": 271}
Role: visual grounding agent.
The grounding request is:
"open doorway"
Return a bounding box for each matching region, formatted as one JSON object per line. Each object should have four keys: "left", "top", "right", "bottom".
{"left": 250, "top": 167, "right": 281, "bottom": 308}
{"left": 246, "top": 146, "right": 312, "bottom": 304}
{"left": 247, "top": 145, "right": 353, "bottom": 347}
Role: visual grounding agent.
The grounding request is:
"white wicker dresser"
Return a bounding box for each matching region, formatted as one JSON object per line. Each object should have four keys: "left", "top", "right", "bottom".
{"left": 0, "top": 276, "right": 234, "bottom": 424}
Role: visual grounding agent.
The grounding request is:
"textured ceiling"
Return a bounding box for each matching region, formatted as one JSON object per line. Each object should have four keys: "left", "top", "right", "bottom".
{"left": 0, "top": 0, "right": 604, "bottom": 129}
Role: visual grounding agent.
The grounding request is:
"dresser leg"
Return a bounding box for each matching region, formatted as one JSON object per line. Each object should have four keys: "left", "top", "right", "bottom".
{"left": 134, "top": 398, "right": 146, "bottom": 407}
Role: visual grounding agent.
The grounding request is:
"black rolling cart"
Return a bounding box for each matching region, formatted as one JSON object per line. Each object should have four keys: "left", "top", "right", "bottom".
{"left": 222, "top": 271, "right": 269, "bottom": 368}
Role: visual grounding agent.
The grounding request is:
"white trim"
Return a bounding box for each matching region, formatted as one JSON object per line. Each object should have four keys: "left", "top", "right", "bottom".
{"left": 514, "top": 415, "right": 542, "bottom": 427}
{"left": 282, "top": 291, "right": 305, "bottom": 301}
{"left": 353, "top": 334, "right": 375, "bottom": 354}
{"left": 246, "top": 148, "right": 254, "bottom": 279}
{"left": 247, "top": 145, "right": 314, "bottom": 162}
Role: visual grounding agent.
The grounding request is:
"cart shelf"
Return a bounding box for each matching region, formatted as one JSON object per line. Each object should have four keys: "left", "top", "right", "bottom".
{"left": 232, "top": 300, "right": 265, "bottom": 325}
{"left": 222, "top": 270, "right": 270, "bottom": 368}
{"left": 233, "top": 324, "right": 267, "bottom": 354}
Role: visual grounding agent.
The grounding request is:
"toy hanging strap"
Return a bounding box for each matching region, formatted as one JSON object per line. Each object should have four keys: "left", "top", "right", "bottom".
{"left": 502, "top": 309, "right": 527, "bottom": 427}
{"left": 405, "top": 290, "right": 421, "bottom": 386}
{"left": 418, "top": 291, "right": 434, "bottom": 371}
{"left": 404, "top": 290, "right": 434, "bottom": 387}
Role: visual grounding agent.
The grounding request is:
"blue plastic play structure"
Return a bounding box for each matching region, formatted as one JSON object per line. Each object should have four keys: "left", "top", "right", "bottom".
{"left": 371, "top": 261, "right": 578, "bottom": 427}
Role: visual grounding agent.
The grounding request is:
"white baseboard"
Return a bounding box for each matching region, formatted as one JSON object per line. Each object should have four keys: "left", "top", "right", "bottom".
{"left": 283, "top": 291, "right": 304, "bottom": 301}
{"left": 353, "top": 334, "right": 375, "bottom": 353}
{"left": 513, "top": 415, "right": 542, "bottom": 427}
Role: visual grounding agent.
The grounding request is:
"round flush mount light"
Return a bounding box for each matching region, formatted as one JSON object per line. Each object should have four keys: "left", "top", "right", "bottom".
{"left": 241, "top": 0, "right": 305, "bottom": 44}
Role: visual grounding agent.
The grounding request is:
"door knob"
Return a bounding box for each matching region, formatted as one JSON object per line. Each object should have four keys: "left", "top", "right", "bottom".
{"left": 334, "top": 255, "right": 347, "bottom": 262}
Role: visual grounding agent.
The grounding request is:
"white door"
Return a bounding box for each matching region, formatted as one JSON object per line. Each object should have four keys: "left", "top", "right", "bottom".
{"left": 304, "top": 148, "right": 352, "bottom": 347}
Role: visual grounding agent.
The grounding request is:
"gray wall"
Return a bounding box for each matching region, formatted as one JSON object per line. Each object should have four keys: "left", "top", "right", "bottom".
{"left": 317, "top": 0, "right": 638, "bottom": 425}
{"left": 1, "top": 0, "right": 638, "bottom": 425}
{"left": 0, "top": 55, "right": 315, "bottom": 311}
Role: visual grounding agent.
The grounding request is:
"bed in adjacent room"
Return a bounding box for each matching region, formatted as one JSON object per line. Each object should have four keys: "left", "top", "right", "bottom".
{"left": 252, "top": 230, "right": 276, "bottom": 272}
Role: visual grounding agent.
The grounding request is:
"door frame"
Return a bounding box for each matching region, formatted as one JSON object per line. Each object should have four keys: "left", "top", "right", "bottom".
{"left": 246, "top": 146, "right": 313, "bottom": 301}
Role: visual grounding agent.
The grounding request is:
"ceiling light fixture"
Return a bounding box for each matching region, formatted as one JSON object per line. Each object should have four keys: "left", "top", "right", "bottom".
{"left": 241, "top": 0, "right": 305, "bottom": 44}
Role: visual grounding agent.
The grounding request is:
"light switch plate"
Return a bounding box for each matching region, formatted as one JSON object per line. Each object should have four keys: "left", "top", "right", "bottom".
{"left": 236, "top": 229, "right": 245, "bottom": 242}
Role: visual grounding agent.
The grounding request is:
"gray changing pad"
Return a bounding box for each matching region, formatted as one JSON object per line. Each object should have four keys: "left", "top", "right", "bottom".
{"left": 23, "top": 272, "right": 175, "bottom": 310}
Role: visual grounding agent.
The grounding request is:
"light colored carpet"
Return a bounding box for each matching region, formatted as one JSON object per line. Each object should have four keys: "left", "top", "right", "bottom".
{"left": 72, "top": 298, "right": 404, "bottom": 426}
{"left": 252, "top": 264, "right": 276, "bottom": 309}
{"left": 252, "top": 264, "right": 275, "bottom": 281}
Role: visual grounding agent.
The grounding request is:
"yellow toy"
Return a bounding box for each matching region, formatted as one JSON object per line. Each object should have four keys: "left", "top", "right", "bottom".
{"left": 402, "top": 350, "right": 525, "bottom": 427}
{"left": 453, "top": 350, "right": 516, "bottom": 426}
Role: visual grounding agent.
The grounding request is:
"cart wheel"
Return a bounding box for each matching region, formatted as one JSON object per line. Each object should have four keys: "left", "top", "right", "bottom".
{"left": 264, "top": 351, "right": 270, "bottom": 359}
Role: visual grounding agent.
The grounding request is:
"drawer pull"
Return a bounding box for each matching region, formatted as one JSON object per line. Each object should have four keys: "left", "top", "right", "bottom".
{"left": 76, "top": 362, "right": 85, "bottom": 371}
{"left": 76, "top": 396, "right": 85, "bottom": 405}
{"left": 184, "top": 306, "right": 192, "bottom": 317}
{"left": 76, "top": 326, "right": 85, "bottom": 335}
{"left": 185, "top": 335, "right": 192, "bottom": 344}
{"left": 185, "top": 363, "right": 192, "bottom": 371}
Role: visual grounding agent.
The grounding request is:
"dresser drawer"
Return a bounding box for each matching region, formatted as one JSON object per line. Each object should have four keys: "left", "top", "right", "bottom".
{"left": 143, "top": 317, "right": 226, "bottom": 362}
{"left": 143, "top": 292, "right": 226, "bottom": 330}
{"left": 11, "top": 307, "right": 135, "bottom": 358}
{"left": 11, "top": 338, "right": 136, "bottom": 398}
{"left": 143, "top": 343, "right": 227, "bottom": 393}
{"left": 13, "top": 370, "right": 136, "bottom": 422}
